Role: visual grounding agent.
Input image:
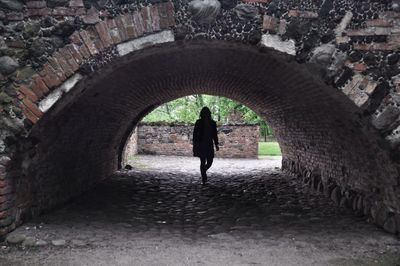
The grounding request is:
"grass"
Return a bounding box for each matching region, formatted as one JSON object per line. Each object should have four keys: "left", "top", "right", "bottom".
{"left": 258, "top": 142, "right": 281, "bottom": 156}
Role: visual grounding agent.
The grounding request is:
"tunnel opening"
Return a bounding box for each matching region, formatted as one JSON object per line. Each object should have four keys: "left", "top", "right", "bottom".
{"left": 121, "top": 94, "right": 282, "bottom": 171}
{"left": 7, "top": 40, "right": 398, "bottom": 234}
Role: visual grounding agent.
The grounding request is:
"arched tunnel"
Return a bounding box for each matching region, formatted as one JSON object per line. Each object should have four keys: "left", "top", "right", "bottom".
{"left": 19, "top": 41, "right": 397, "bottom": 221}
{"left": 0, "top": 0, "right": 400, "bottom": 262}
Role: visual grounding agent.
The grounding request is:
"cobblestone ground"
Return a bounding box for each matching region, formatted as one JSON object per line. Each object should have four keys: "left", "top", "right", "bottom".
{"left": 1, "top": 156, "right": 400, "bottom": 266}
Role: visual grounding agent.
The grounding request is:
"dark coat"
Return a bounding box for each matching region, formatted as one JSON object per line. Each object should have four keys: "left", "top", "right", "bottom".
{"left": 193, "top": 119, "right": 218, "bottom": 158}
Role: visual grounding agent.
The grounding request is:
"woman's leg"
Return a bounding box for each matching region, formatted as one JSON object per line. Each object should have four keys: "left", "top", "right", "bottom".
{"left": 205, "top": 156, "right": 214, "bottom": 171}
{"left": 200, "top": 157, "right": 207, "bottom": 183}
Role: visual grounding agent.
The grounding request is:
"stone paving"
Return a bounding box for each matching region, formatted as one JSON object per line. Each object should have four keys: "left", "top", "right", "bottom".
{"left": 0, "top": 155, "right": 399, "bottom": 265}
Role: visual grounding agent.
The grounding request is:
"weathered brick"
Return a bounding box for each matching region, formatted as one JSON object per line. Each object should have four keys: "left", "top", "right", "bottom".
{"left": 52, "top": 7, "right": 75, "bottom": 16}
{"left": 22, "top": 98, "right": 43, "bottom": 118}
{"left": 7, "top": 12, "right": 24, "bottom": 21}
{"left": 26, "top": 1, "right": 47, "bottom": 8}
{"left": 69, "top": 0, "right": 84, "bottom": 7}
{"left": 86, "top": 27, "right": 105, "bottom": 51}
{"left": 150, "top": 5, "right": 161, "bottom": 32}
{"left": 114, "top": 16, "right": 130, "bottom": 41}
{"left": 26, "top": 8, "right": 50, "bottom": 17}
{"left": 47, "top": 57, "right": 67, "bottom": 81}
{"left": 241, "top": 0, "right": 270, "bottom": 2}
{"left": 288, "top": 10, "right": 318, "bottom": 18}
{"left": 106, "top": 19, "right": 122, "bottom": 44}
{"left": 366, "top": 19, "right": 393, "bottom": 27}
{"left": 82, "top": 6, "right": 100, "bottom": 24}
{"left": 30, "top": 75, "right": 49, "bottom": 98}
{"left": 69, "top": 33, "right": 91, "bottom": 59}
{"left": 53, "top": 51, "right": 74, "bottom": 77}
{"left": 95, "top": 20, "right": 113, "bottom": 48}
{"left": 379, "top": 11, "right": 400, "bottom": 19}
{"left": 121, "top": 14, "right": 137, "bottom": 39}
{"left": 346, "top": 27, "right": 392, "bottom": 36}
{"left": 0, "top": 186, "right": 12, "bottom": 196}
{"left": 353, "top": 42, "right": 399, "bottom": 51}
{"left": 39, "top": 63, "right": 63, "bottom": 88}
{"left": 59, "top": 47, "right": 80, "bottom": 72}
{"left": 263, "top": 15, "right": 279, "bottom": 32}
{"left": 18, "top": 85, "right": 39, "bottom": 103}
{"left": 157, "top": 1, "right": 175, "bottom": 29}
{"left": 0, "top": 210, "right": 9, "bottom": 219}
{"left": 22, "top": 106, "right": 39, "bottom": 124}
{"left": 141, "top": 6, "right": 153, "bottom": 33}
{"left": 79, "top": 30, "right": 99, "bottom": 55}
{"left": 132, "top": 11, "right": 145, "bottom": 37}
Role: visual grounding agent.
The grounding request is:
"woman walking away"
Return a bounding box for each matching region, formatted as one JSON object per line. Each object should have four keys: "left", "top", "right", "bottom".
{"left": 193, "top": 107, "right": 219, "bottom": 185}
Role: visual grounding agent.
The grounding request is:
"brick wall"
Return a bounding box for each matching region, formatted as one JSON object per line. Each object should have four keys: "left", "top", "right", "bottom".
{"left": 128, "top": 122, "right": 259, "bottom": 158}
{"left": 0, "top": 0, "right": 399, "bottom": 236}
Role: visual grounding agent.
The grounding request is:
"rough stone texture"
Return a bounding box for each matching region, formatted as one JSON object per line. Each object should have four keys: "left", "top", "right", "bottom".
{"left": 0, "top": 0, "right": 398, "bottom": 237}
{"left": 130, "top": 122, "right": 259, "bottom": 158}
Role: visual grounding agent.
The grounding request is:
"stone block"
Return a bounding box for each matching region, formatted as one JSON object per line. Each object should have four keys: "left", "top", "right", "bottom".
{"left": 82, "top": 6, "right": 100, "bottom": 25}
{"left": 383, "top": 215, "right": 397, "bottom": 234}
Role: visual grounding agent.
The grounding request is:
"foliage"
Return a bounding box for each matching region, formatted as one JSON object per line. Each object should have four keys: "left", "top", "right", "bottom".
{"left": 143, "top": 94, "right": 274, "bottom": 137}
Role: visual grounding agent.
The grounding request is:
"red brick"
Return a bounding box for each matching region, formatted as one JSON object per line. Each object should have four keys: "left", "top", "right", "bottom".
{"left": 132, "top": 11, "right": 145, "bottom": 37}
{"left": 366, "top": 19, "right": 393, "bottom": 27}
{"left": 75, "top": 7, "right": 86, "bottom": 16}
{"left": 79, "top": 30, "right": 99, "bottom": 55}
{"left": 346, "top": 27, "right": 392, "bottom": 36}
{"left": 0, "top": 210, "right": 9, "bottom": 219}
{"left": 40, "top": 63, "right": 63, "bottom": 88}
{"left": 22, "top": 105, "right": 39, "bottom": 124}
{"left": 19, "top": 85, "right": 39, "bottom": 103}
{"left": 242, "top": 0, "right": 270, "bottom": 2}
{"left": 353, "top": 42, "right": 397, "bottom": 51}
{"left": 26, "top": 8, "right": 50, "bottom": 17}
{"left": 69, "top": 32, "right": 91, "bottom": 59}
{"left": 47, "top": 57, "right": 67, "bottom": 81}
{"left": 53, "top": 51, "right": 74, "bottom": 77}
{"left": 121, "top": 14, "right": 137, "bottom": 39}
{"left": 22, "top": 98, "right": 43, "bottom": 118}
{"left": 141, "top": 7, "right": 153, "bottom": 33}
{"left": 86, "top": 26, "right": 105, "bottom": 51}
{"left": 30, "top": 75, "right": 49, "bottom": 98}
{"left": 150, "top": 5, "right": 161, "bottom": 32}
{"left": 69, "top": 0, "right": 84, "bottom": 7}
{"left": 7, "top": 12, "right": 24, "bottom": 21}
{"left": 115, "top": 16, "right": 130, "bottom": 41}
{"left": 26, "top": 1, "right": 47, "bottom": 8}
{"left": 157, "top": 1, "right": 175, "bottom": 29}
{"left": 95, "top": 20, "right": 113, "bottom": 48}
{"left": 106, "top": 19, "right": 122, "bottom": 44}
{"left": 263, "top": 15, "right": 279, "bottom": 32}
{"left": 353, "top": 63, "right": 368, "bottom": 72}
{"left": 288, "top": 10, "right": 318, "bottom": 18}
{"left": 59, "top": 47, "right": 80, "bottom": 72}
{"left": 52, "top": 7, "right": 75, "bottom": 16}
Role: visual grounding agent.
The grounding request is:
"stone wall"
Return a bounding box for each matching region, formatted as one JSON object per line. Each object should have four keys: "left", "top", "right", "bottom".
{"left": 129, "top": 122, "right": 259, "bottom": 158}
{"left": 0, "top": 0, "right": 399, "bottom": 237}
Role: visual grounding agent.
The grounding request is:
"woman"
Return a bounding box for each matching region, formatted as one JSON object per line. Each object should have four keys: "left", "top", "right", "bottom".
{"left": 193, "top": 107, "right": 219, "bottom": 184}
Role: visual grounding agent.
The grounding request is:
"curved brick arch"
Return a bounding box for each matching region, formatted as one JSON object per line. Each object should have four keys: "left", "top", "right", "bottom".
{"left": 0, "top": 0, "right": 400, "bottom": 236}
{"left": 18, "top": 41, "right": 398, "bottom": 236}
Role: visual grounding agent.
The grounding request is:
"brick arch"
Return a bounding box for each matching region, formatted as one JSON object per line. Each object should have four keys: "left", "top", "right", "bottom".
{"left": 0, "top": 0, "right": 400, "bottom": 236}
{"left": 13, "top": 41, "right": 397, "bottom": 237}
